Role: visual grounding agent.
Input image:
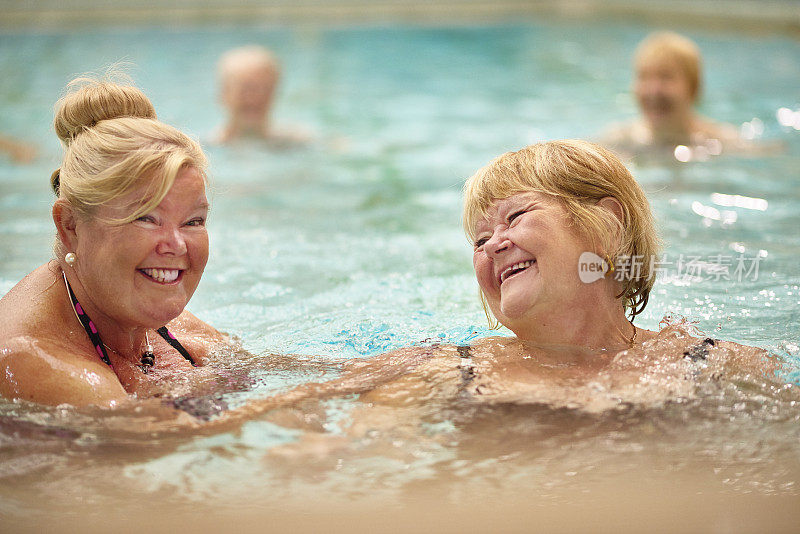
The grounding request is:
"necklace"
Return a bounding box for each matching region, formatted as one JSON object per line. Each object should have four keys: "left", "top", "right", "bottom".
{"left": 62, "top": 271, "right": 156, "bottom": 373}
{"left": 101, "top": 331, "right": 156, "bottom": 372}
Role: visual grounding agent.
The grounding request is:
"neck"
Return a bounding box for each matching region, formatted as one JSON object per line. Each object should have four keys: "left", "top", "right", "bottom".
{"left": 647, "top": 111, "right": 697, "bottom": 146}
{"left": 507, "top": 298, "right": 634, "bottom": 353}
{"left": 221, "top": 116, "right": 270, "bottom": 142}
{"left": 61, "top": 269, "right": 150, "bottom": 363}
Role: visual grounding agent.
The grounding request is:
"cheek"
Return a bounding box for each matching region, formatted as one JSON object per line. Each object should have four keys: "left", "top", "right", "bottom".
{"left": 473, "top": 255, "right": 495, "bottom": 292}
{"left": 191, "top": 232, "right": 210, "bottom": 267}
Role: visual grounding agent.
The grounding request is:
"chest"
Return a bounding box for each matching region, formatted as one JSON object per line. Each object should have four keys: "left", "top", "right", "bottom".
{"left": 108, "top": 337, "right": 208, "bottom": 397}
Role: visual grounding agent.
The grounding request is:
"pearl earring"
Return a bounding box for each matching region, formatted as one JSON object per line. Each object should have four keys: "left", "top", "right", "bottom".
{"left": 65, "top": 252, "right": 76, "bottom": 266}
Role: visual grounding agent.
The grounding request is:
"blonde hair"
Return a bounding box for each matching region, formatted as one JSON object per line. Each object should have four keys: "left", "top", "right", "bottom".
{"left": 52, "top": 74, "right": 207, "bottom": 234}
{"left": 463, "top": 140, "right": 660, "bottom": 319}
{"left": 635, "top": 31, "right": 703, "bottom": 100}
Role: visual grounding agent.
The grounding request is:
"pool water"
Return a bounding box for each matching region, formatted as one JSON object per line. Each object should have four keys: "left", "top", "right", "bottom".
{"left": 1, "top": 18, "right": 800, "bottom": 529}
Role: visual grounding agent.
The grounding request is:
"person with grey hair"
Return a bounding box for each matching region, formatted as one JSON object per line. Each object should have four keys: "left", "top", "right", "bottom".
{"left": 215, "top": 45, "right": 311, "bottom": 146}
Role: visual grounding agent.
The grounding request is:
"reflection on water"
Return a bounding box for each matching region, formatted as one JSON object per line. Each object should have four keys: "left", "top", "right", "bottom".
{"left": 1, "top": 19, "right": 800, "bottom": 530}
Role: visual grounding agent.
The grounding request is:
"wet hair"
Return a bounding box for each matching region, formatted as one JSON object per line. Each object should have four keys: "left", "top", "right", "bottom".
{"left": 635, "top": 31, "right": 702, "bottom": 100}
{"left": 462, "top": 140, "right": 660, "bottom": 319}
{"left": 52, "top": 74, "right": 207, "bottom": 224}
{"left": 217, "top": 45, "right": 281, "bottom": 83}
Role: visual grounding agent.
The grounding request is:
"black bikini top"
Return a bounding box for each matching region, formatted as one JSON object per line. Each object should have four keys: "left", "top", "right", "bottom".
{"left": 64, "top": 274, "right": 196, "bottom": 368}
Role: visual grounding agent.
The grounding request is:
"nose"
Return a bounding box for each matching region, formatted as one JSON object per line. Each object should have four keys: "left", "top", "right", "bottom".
{"left": 156, "top": 225, "right": 187, "bottom": 256}
{"left": 484, "top": 229, "right": 512, "bottom": 258}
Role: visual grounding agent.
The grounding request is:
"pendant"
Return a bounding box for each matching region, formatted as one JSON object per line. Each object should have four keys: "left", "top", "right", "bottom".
{"left": 140, "top": 348, "right": 155, "bottom": 373}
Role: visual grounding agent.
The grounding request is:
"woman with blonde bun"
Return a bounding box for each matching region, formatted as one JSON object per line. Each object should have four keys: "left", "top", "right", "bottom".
{"left": 0, "top": 75, "right": 228, "bottom": 407}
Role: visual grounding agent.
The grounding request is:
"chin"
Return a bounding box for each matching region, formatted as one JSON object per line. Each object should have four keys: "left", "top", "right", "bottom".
{"left": 499, "top": 300, "right": 529, "bottom": 321}
{"left": 147, "top": 301, "right": 189, "bottom": 326}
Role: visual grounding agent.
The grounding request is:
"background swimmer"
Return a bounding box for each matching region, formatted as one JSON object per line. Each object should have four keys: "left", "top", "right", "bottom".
{"left": 0, "top": 133, "right": 37, "bottom": 164}
{"left": 215, "top": 45, "right": 311, "bottom": 146}
{"left": 599, "top": 31, "right": 751, "bottom": 160}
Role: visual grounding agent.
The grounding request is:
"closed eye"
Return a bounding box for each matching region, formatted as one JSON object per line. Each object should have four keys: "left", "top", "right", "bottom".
{"left": 507, "top": 210, "right": 526, "bottom": 224}
{"left": 135, "top": 215, "right": 157, "bottom": 224}
{"left": 185, "top": 217, "right": 206, "bottom": 227}
{"left": 473, "top": 236, "right": 488, "bottom": 249}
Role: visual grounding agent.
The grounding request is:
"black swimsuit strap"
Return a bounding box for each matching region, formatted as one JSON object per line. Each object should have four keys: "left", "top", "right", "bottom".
{"left": 683, "top": 337, "right": 718, "bottom": 362}
{"left": 64, "top": 276, "right": 112, "bottom": 366}
{"left": 64, "top": 275, "right": 195, "bottom": 367}
{"left": 156, "top": 326, "right": 197, "bottom": 366}
{"left": 456, "top": 345, "right": 476, "bottom": 390}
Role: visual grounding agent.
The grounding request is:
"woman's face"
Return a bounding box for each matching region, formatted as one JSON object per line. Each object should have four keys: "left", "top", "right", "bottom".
{"left": 71, "top": 166, "right": 210, "bottom": 329}
{"left": 634, "top": 55, "right": 695, "bottom": 129}
{"left": 472, "top": 192, "right": 597, "bottom": 330}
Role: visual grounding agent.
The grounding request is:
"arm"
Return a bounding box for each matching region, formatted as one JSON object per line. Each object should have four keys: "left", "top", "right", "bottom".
{"left": 0, "top": 336, "right": 129, "bottom": 407}
{"left": 198, "top": 344, "right": 450, "bottom": 433}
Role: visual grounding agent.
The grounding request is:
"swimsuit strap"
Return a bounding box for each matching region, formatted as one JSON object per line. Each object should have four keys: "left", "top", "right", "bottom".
{"left": 63, "top": 273, "right": 196, "bottom": 368}
{"left": 455, "top": 345, "right": 476, "bottom": 391}
{"left": 156, "top": 326, "right": 197, "bottom": 366}
{"left": 64, "top": 274, "right": 112, "bottom": 366}
{"left": 683, "top": 337, "right": 718, "bottom": 362}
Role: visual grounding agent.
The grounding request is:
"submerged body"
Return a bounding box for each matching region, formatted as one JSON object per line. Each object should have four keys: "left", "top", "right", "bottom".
{"left": 357, "top": 326, "right": 778, "bottom": 413}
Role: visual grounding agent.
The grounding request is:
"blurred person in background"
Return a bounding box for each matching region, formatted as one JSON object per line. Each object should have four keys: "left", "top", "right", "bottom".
{"left": 0, "top": 133, "right": 37, "bottom": 164}
{"left": 599, "top": 31, "right": 749, "bottom": 161}
{"left": 215, "top": 45, "right": 311, "bottom": 147}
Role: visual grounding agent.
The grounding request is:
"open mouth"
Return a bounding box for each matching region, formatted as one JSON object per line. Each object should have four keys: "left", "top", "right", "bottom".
{"left": 500, "top": 260, "right": 535, "bottom": 284}
{"left": 138, "top": 268, "right": 183, "bottom": 285}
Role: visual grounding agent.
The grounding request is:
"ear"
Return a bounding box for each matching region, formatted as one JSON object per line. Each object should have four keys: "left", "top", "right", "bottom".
{"left": 596, "top": 196, "right": 625, "bottom": 250}
{"left": 597, "top": 196, "right": 624, "bottom": 223}
{"left": 52, "top": 200, "right": 79, "bottom": 252}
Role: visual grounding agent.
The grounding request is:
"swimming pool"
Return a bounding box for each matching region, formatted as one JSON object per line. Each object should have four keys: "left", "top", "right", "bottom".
{"left": 1, "top": 18, "right": 800, "bottom": 531}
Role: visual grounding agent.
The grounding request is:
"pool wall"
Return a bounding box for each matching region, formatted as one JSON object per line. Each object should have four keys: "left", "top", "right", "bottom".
{"left": 1, "top": 0, "right": 799, "bottom": 33}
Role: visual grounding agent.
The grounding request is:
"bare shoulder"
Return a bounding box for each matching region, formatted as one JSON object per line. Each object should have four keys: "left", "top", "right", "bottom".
{"left": 268, "top": 127, "right": 314, "bottom": 148}
{"left": 648, "top": 326, "right": 780, "bottom": 379}
{"left": 468, "top": 335, "right": 520, "bottom": 354}
{"left": 597, "top": 120, "right": 648, "bottom": 148}
{"left": 597, "top": 121, "right": 632, "bottom": 144}
{"left": 0, "top": 264, "right": 58, "bottom": 337}
{"left": 695, "top": 117, "right": 739, "bottom": 141}
{"left": 167, "top": 309, "right": 228, "bottom": 342}
{"left": 711, "top": 338, "right": 781, "bottom": 377}
{"left": 0, "top": 335, "right": 128, "bottom": 407}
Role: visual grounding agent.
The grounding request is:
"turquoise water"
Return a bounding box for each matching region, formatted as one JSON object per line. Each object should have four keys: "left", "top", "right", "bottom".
{"left": 2, "top": 20, "right": 800, "bottom": 522}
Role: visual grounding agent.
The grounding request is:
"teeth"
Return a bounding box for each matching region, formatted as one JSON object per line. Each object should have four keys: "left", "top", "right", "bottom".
{"left": 500, "top": 260, "right": 533, "bottom": 283}
{"left": 141, "top": 268, "right": 180, "bottom": 283}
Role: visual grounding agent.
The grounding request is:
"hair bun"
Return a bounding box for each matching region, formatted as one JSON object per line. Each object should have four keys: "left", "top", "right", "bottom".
{"left": 54, "top": 77, "right": 157, "bottom": 145}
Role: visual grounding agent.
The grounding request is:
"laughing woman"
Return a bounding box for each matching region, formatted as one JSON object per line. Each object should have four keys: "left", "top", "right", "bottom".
{"left": 0, "top": 76, "right": 228, "bottom": 407}
{"left": 241, "top": 140, "right": 780, "bottom": 422}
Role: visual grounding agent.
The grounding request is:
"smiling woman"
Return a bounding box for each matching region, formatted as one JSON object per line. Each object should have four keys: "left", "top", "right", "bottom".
{"left": 242, "top": 140, "right": 783, "bottom": 423}
{"left": 0, "top": 75, "right": 229, "bottom": 407}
